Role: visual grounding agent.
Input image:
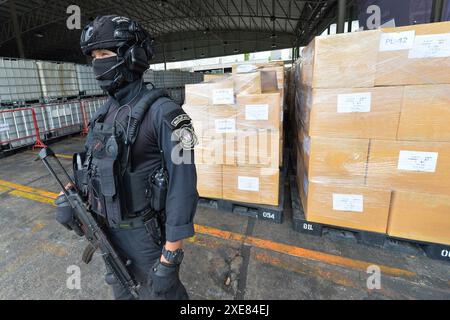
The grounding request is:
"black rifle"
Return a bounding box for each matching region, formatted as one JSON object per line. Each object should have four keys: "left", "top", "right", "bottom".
{"left": 38, "top": 147, "right": 140, "bottom": 298}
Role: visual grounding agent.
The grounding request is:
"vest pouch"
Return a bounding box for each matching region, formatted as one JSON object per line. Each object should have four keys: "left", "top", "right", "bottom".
{"left": 123, "top": 169, "right": 152, "bottom": 214}
{"left": 89, "top": 177, "right": 106, "bottom": 217}
{"left": 73, "top": 152, "right": 88, "bottom": 197}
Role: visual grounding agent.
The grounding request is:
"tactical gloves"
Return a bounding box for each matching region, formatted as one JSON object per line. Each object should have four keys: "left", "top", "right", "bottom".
{"left": 148, "top": 260, "right": 181, "bottom": 296}
{"left": 55, "top": 194, "right": 83, "bottom": 236}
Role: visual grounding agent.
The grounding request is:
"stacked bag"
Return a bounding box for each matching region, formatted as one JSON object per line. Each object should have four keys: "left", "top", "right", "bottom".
{"left": 183, "top": 61, "right": 285, "bottom": 206}
{"left": 295, "top": 21, "right": 450, "bottom": 245}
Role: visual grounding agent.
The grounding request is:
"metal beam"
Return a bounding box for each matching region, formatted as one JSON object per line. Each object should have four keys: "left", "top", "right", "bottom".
{"left": 337, "top": 0, "right": 346, "bottom": 33}
{"left": 8, "top": 0, "right": 25, "bottom": 58}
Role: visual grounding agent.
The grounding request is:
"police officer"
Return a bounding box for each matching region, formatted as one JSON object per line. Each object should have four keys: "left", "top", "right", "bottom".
{"left": 54, "top": 15, "right": 199, "bottom": 300}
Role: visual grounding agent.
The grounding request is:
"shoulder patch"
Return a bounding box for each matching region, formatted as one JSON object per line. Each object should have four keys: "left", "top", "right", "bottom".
{"left": 163, "top": 108, "right": 192, "bottom": 130}
{"left": 174, "top": 125, "right": 198, "bottom": 150}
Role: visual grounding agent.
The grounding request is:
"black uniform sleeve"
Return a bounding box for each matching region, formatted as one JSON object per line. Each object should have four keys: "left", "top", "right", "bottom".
{"left": 149, "top": 98, "right": 199, "bottom": 242}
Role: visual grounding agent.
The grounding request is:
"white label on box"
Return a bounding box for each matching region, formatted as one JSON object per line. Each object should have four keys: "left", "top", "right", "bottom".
{"left": 408, "top": 33, "right": 450, "bottom": 59}
{"left": 215, "top": 118, "right": 235, "bottom": 133}
{"left": 379, "top": 30, "right": 415, "bottom": 51}
{"left": 212, "top": 88, "right": 234, "bottom": 105}
{"left": 238, "top": 176, "right": 260, "bottom": 192}
{"left": 337, "top": 92, "right": 371, "bottom": 113}
{"left": 236, "top": 64, "right": 257, "bottom": 73}
{"left": 245, "top": 104, "right": 269, "bottom": 120}
{"left": 0, "top": 123, "right": 9, "bottom": 133}
{"left": 332, "top": 194, "right": 364, "bottom": 213}
{"left": 397, "top": 150, "right": 438, "bottom": 172}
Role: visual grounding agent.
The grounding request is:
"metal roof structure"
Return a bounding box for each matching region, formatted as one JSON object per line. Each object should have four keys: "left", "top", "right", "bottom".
{"left": 0, "top": 0, "right": 357, "bottom": 64}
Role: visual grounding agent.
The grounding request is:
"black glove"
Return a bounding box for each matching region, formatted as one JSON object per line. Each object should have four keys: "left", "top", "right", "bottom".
{"left": 55, "top": 194, "right": 83, "bottom": 236}
{"left": 148, "top": 260, "right": 180, "bottom": 296}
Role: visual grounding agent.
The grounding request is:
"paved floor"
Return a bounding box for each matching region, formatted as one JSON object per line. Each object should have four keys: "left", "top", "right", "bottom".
{"left": 0, "top": 135, "right": 449, "bottom": 300}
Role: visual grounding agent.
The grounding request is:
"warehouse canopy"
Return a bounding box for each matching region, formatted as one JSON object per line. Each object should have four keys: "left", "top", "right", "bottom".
{"left": 0, "top": 0, "right": 353, "bottom": 64}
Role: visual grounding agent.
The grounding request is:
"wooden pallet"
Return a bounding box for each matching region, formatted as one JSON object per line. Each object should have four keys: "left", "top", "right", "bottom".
{"left": 289, "top": 176, "right": 450, "bottom": 262}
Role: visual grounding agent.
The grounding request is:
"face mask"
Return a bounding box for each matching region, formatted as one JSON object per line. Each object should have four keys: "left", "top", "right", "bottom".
{"left": 92, "top": 56, "right": 118, "bottom": 80}
{"left": 92, "top": 56, "right": 124, "bottom": 94}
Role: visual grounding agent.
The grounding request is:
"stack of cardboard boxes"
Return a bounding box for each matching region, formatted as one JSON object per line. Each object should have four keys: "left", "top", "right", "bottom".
{"left": 296, "top": 21, "right": 450, "bottom": 245}
{"left": 183, "top": 61, "right": 285, "bottom": 206}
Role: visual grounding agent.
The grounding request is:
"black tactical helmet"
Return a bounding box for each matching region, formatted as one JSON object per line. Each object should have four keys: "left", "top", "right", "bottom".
{"left": 80, "top": 15, "right": 155, "bottom": 94}
{"left": 80, "top": 15, "right": 154, "bottom": 67}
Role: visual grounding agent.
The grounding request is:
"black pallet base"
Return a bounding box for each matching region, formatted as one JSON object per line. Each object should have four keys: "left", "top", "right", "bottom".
{"left": 198, "top": 167, "right": 286, "bottom": 224}
{"left": 289, "top": 176, "right": 450, "bottom": 262}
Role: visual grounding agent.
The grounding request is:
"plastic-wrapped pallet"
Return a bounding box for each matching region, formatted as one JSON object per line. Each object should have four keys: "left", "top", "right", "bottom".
{"left": 81, "top": 96, "right": 108, "bottom": 122}
{"left": 44, "top": 100, "right": 83, "bottom": 137}
{"left": 36, "top": 61, "right": 78, "bottom": 99}
{"left": 76, "top": 64, "right": 104, "bottom": 96}
{"left": 0, "top": 58, "right": 42, "bottom": 103}
{"left": 183, "top": 71, "right": 282, "bottom": 206}
{"left": 0, "top": 108, "right": 37, "bottom": 149}
{"left": 295, "top": 21, "right": 450, "bottom": 244}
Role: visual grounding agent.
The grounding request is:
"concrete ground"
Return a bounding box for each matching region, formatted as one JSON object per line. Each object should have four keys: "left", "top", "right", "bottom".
{"left": 0, "top": 134, "right": 449, "bottom": 300}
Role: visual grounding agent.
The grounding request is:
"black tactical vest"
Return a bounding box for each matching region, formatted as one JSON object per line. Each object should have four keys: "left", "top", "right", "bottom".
{"left": 79, "top": 89, "right": 169, "bottom": 227}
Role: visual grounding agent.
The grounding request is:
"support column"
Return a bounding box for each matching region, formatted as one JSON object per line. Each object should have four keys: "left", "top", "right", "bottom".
{"left": 8, "top": 0, "right": 25, "bottom": 58}
{"left": 431, "top": 0, "right": 444, "bottom": 22}
{"left": 337, "top": 0, "right": 347, "bottom": 34}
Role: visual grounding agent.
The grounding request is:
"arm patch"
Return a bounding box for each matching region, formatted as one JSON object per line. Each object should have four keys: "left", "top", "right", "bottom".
{"left": 163, "top": 108, "right": 192, "bottom": 130}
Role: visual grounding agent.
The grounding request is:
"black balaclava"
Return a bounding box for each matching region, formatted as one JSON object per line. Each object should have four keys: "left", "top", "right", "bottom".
{"left": 91, "top": 53, "right": 140, "bottom": 95}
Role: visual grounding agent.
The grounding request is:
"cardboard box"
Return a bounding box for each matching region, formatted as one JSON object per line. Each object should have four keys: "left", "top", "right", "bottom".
{"left": 201, "top": 130, "right": 236, "bottom": 165}
{"left": 376, "top": 22, "right": 450, "bottom": 86}
{"left": 397, "top": 84, "right": 450, "bottom": 142}
{"left": 233, "top": 70, "right": 278, "bottom": 95}
{"left": 236, "top": 129, "right": 280, "bottom": 168}
{"left": 204, "top": 74, "right": 227, "bottom": 82}
{"left": 299, "top": 134, "right": 369, "bottom": 185}
{"left": 222, "top": 166, "right": 279, "bottom": 206}
{"left": 185, "top": 79, "right": 234, "bottom": 105}
{"left": 207, "top": 105, "right": 238, "bottom": 134}
{"left": 300, "top": 30, "right": 380, "bottom": 88}
{"left": 303, "top": 181, "right": 392, "bottom": 234}
{"left": 196, "top": 165, "right": 223, "bottom": 199}
{"left": 301, "top": 86, "right": 403, "bottom": 139}
{"left": 388, "top": 191, "right": 450, "bottom": 245}
{"left": 236, "top": 92, "right": 282, "bottom": 130}
{"left": 367, "top": 140, "right": 450, "bottom": 194}
{"left": 182, "top": 104, "right": 208, "bottom": 123}
{"left": 232, "top": 61, "right": 285, "bottom": 98}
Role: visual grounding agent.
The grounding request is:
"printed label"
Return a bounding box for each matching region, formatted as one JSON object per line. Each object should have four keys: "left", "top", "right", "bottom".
{"left": 337, "top": 92, "right": 371, "bottom": 113}
{"left": 397, "top": 150, "right": 438, "bottom": 172}
{"left": 0, "top": 123, "right": 9, "bottom": 133}
{"left": 236, "top": 64, "right": 257, "bottom": 73}
{"left": 215, "top": 118, "right": 236, "bottom": 133}
{"left": 332, "top": 194, "right": 364, "bottom": 212}
{"left": 238, "top": 176, "right": 260, "bottom": 192}
{"left": 408, "top": 33, "right": 450, "bottom": 59}
{"left": 379, "top": 30, "right": 415, "bottom": 51}
{"left": 245, "top": 104, "right": 269, "bottom": 120}
{"left": 212, "top": 88, "right": 234, "bottom": 105}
